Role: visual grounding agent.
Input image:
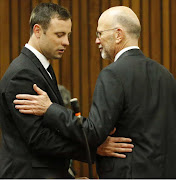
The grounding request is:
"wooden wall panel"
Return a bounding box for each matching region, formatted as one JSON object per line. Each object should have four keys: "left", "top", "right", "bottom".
{"left": 131, "top": 0, "right": 141, "bottom": 48}
{"left": 20, "top": 0, "right": 31, "bottom": 49}
{"left": 11, "top": 0, "right": 20, "bottom": 60}
{"left": 162, "top": 0, "right": 170, "bottom": 70}
{"left": 88, "top": 0, "right": 101, "bottom": 102}
{"left": 150, "top": 0, "right": 162, "bottom": 63}
{"left": 122, "top": 0, "right": 131, "bottom": 7}
{"left": 0, "top": 0, "right": 176, "bottom": 178}
{"left": 32, "top": 0, "right": 40, "bottom": 8}
{"left": 0, "top": 0, "right": 10, "bottom": 77}
{"left": 141, "top": 0, "right": 150, "bottom": 57}
{"left": 110, "top": 0, "right": 121, "bottom": 6}
{"left": 171, "top": 0, "right": 176, "bottom": 77}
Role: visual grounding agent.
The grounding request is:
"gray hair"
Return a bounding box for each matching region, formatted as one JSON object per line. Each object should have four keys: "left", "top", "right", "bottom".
{"left": 115, "top": 15, "right": 141, "bottom": 38}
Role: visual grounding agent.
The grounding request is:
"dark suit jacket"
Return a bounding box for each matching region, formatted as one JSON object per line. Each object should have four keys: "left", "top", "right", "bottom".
{"left": 42, "top": 49, "right": 176, "bottom": 178}
{"left": 0, "top": 47, "right": 94, "bottom": 178}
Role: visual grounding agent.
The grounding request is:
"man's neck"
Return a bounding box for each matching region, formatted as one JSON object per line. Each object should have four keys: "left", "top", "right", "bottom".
{"left": 28, "top": 37, "right": 41, "bottom": 54}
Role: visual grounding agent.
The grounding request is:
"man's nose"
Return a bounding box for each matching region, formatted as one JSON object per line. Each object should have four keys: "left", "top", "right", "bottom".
{"left": 95, "top": 37, "right": 100, "bottom": 44}
{"left": 62, "top": 36, "right": 70, "bottom": 46}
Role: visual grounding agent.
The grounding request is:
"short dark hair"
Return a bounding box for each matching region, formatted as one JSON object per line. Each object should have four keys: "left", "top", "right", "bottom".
{"left": 29, "top": 3, "right": 71, "bottom": 36}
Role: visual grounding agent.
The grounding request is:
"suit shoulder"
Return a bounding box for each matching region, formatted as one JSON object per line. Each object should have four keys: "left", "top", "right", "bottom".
{"left": 98, "top": 62, "right": 123, "bottom": 82}
{"left": 3, "top": 53, "right": 38, "bottom": 77}
{"left": 0, "top": 56, "right": 41, "bottom": 91}
{"left": 100, "top": 58, "right": 128, "bottom": 76}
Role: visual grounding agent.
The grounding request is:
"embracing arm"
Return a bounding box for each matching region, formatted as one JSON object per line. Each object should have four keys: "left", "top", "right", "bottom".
{"left": 14, "top": 69, "right": 127, "bottom": 147}
{"left": 42, "top": 68, "right": 124, "bottom": 147}
{"left": 14, "top": 75, "right": 133, "bottom": 158}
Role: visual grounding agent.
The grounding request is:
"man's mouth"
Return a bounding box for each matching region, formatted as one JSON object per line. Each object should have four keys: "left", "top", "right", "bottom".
{"left": 99, "top": 46, "right": 103, "bottom": 52}
{"left": 58, "top": 49, "right": 65, "bottom": 53}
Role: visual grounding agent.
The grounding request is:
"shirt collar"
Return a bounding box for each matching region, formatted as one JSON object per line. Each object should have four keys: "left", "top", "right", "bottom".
{"left": 25, "top": 43, "right": 50, "bottom": 69}
{"left": 114, "top": 46, "right": 139, "bottom": 62}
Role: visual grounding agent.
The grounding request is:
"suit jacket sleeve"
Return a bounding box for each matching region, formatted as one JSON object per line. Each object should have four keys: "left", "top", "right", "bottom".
{"left": 43, "top": 67, "right": 124, "bottom": 148}
{"left": 4, "top": 68, "right": 96, "bottom": 162}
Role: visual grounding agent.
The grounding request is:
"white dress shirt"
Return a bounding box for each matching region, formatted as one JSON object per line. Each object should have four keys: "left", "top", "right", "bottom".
{"left": 114, "top": 46, "right": 139, "bottom": 62}
{"left": 25, "top": 43, "right": 52, "bottom": 78}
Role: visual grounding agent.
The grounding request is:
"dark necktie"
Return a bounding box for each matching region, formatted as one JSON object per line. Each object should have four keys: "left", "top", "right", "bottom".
{"left": 47, "top": 64, "right": 58, "bottom": 88}
{"left": 47, "top": 64, "right": 64, "bottom": 106}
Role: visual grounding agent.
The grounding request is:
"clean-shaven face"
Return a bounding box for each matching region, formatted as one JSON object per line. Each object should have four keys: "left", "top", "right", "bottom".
{"left": 39, "top": 17, "right": 72, "bottom": 60}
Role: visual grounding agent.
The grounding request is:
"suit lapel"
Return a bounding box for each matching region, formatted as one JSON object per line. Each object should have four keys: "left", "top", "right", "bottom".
{"left": 38, "top": 67, "right": 64, "bottom": 105}
{"left": 21, "top": 47, "right": 64, "bottom": 106}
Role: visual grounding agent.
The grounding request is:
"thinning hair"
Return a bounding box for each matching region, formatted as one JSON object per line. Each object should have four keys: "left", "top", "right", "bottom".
{"left": 30, "top": 3, "right": 71, "bottom": 36}
{"left": 115, "top": 15, "right": 141, "bottom": 39}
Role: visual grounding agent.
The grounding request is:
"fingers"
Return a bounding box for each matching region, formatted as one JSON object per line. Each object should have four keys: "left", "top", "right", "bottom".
{"left": 112, "top": 143, "right": 134, "bottom": 149}
{"left": 97, "top": 136, "right": 134, "bottom": 158}
{"left": 33, "top": 84, "right": 46, "bottom": 95}
{"left": 97, "top": 146, "right": 130, "bottom": 158}
{"left": 110, "top": 153, "right": 126, "bottom": 158}
{"left": 15, "top": 94, "right": 37, "bottom": 100}
{"left": 13, "top": 99, "right": 35, "bottom": 105}
{"left": 113, "top": 147, "right": 133, "bottom": 153}
{"left": 15, "top": 105, "right": 34, "bottom": 110}
{"left": 105, "top": 143, "right": 134, "bottom": 157}
{"left": 109, "top": 136, "right": 132, "bottom": 143}
{"left": 18, "top": 109, "right": 34, "bottom": 114}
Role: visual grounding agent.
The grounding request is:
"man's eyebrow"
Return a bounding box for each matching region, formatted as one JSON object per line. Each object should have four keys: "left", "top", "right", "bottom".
{"left": 55, "top": 32, "right": 65, "bottom": 34}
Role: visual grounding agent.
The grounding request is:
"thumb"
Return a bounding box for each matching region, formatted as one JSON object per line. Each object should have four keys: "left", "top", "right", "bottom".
{"left": 33, "top": 84, "right": 45, "bottom": 95}
{"left": 109, "top": 127, "right": 116, "bottom": 135}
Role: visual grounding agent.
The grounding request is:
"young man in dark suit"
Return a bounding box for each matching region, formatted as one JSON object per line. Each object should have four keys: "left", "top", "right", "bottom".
{"left": 0, "top": 3, "right": 80, "bottom": 178}
{"left": 0, "top": 3, "right": 133, "bottom": 178}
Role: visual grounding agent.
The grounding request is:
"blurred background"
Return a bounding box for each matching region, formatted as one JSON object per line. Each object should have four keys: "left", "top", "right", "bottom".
{"left": 0, "top": 0, "right": 176, "bottom": 178}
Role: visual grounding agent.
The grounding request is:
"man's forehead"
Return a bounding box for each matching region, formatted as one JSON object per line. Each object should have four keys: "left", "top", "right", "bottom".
{"left": 48, "top": 17, "right": 72, "bottom": 31}
{"left": 50, "top": 17, "right": 72, "bottom": 24}
{"left": 97, "top": 18, "right": 112, "bottom": 31}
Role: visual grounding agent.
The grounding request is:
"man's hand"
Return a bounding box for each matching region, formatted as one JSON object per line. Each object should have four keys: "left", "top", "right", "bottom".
{"left": 97, "top": 128, "right": 134, "bottom": 158}
{"left": 13, "top": 84, "right": 52, "bottom": 116}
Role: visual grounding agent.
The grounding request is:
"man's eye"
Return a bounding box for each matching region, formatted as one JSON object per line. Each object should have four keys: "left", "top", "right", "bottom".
{"left": 57, "top": 34, "right": 64, "bottom": 38}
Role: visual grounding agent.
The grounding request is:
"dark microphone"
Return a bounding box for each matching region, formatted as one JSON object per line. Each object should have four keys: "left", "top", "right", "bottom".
{"left": 70, "top": 98, "right": 93, "bottom": 179}
{"left": 70, "top": 98, "right": 82, "bottom": 126}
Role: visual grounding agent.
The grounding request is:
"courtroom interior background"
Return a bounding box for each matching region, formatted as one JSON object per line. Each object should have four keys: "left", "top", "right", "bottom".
{"left": 0, "top": 0, "right": 176, "bottom": 178}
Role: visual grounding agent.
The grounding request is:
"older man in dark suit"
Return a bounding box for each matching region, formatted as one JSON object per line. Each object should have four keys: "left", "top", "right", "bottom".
{"left": 14, "top": 6, "right": 176, "bottom": 178}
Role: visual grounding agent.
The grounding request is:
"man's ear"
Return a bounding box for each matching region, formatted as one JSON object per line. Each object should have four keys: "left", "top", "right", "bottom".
{"left": 33, "top": 24, "right": 42, "bottom": 38}
{"left": 115, "top": 28, "right": 123, "bottom": 44}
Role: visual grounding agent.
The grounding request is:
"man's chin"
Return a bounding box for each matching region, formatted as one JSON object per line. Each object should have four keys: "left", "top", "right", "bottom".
{"left": 53, "top": 55, "right": 63, "bottom": 59}
{"left": 101, "top": 51, "right": 107, "bottom": 60}
{"left": 101, "top": 52, "right": 111, "bottom": 60}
